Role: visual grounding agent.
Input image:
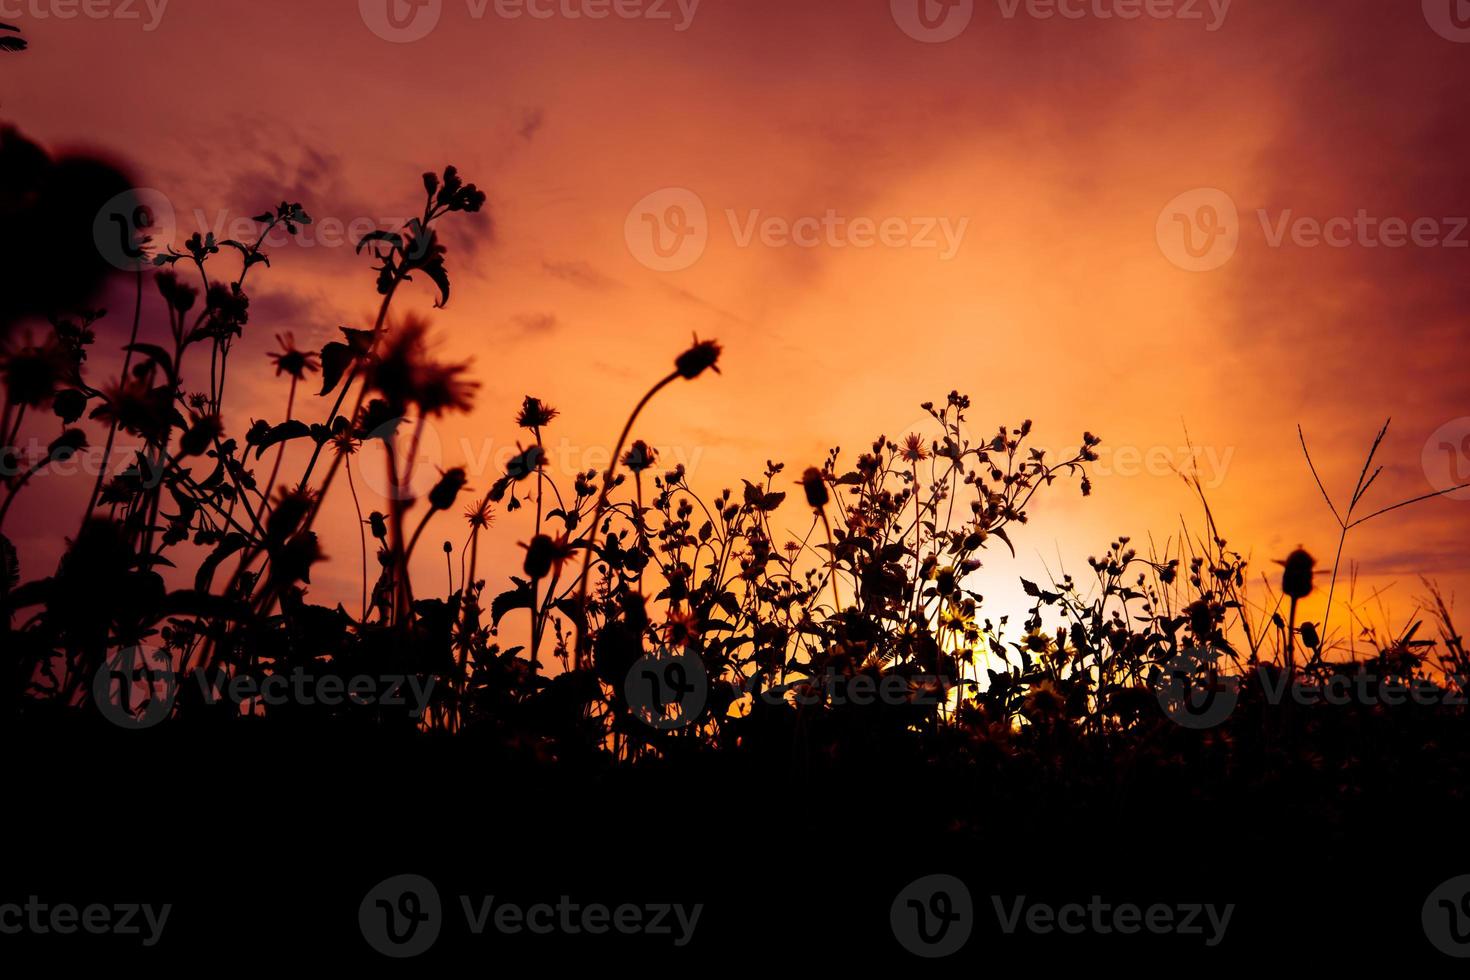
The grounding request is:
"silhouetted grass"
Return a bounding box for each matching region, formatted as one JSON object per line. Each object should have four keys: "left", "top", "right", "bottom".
{"left": 2, "top": 164, "right": 1468, "bottom": 825}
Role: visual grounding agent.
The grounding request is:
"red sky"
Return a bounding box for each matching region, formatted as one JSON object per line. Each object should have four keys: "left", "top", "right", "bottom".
{"left": 5, "top": 0, "right": 1469, "bottom": 645}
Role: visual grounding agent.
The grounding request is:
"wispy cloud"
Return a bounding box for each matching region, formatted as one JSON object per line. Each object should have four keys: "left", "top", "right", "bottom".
{"left": 542, "top": 259, "right": 621, "bottom": 292}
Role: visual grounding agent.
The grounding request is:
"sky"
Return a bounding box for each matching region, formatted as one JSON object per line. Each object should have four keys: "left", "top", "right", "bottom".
{"left": 3, "top": 0, "right": 1469, "bottom": 649}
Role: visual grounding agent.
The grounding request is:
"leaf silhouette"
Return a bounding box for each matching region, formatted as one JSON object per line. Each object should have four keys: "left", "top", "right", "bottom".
{"left": 318, "top": 328, "right": 375, "bottom": 396}
{"left": 0, "top": 534, "right": 17, "bottom": 594}
{"left": 318, "top": 342, "right": 355, "bottom": 396}
{"left": 249, "top": 420, "right": 311, "bottom": 459}
{"left": 356, "top": 230, "right": 403, "bottom": 254}
{"left": 194, "top": 533, "right": 247, "bottom": 593}
{"left": 123, "top": 343, "right": 176, "bottom": 383}
{"left": 492, "top": 577, "right": 535, "bottom": 627}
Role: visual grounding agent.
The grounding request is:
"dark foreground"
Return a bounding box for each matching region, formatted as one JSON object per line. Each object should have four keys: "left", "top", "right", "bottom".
{"left": 7, "top": 717, "right": 1468, "bottom": 972}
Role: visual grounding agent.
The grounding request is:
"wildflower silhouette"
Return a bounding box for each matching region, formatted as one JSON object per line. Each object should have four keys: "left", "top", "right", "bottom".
{"left": 0, "top": 161, "right": 1465, "bottom": 836}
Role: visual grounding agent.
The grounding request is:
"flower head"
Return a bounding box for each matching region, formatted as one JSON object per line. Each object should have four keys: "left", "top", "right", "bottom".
{"left": 330, "top": 429, "right": 361, "bottom": 458}
{"left": 425, "top": 166, "right": 487, "bottom": 214}
{"left": 203, "top": 282, "right": 249, "bottom": 339}
{"left": 1022, "top": 627, "right": 1057, "bottom": 657}
{"left": 516, "top": 396, "right": 558, "bottom": 429}
{"left": 664, "top": 608, "right": 701, "bottom": 648}
{"left": 267, "top": 332, "right": 321, "bottom": 380}
{"left": 1278, "top": 548, "right": 1316, "bottom": 600}
{"left": 368, "top": 315, "right": 479, "bottom": 418}
{"left": 675, "top": 335, "right": 722, "bottom": 380}
{"left": 0, "top": 333, "right": 71, "bottom": 407}
{"left": 523, "top": 533, "right": 575, "bottom": 579}
{"left": 622, "top": 440, "right": 658, "bottom": 473}
{"left": 464, "top": 497, "right": 495, "bottom": 530}
{"left": 899, "top": 433, "right": 929, "bottom": 464}
{"left": 427, "top": 467, "right": 468, "bottom": 511}
{"left": 89, "top": 378, "right": 179, "bottom": 444}
{"left": 800, "top": 467, "right": 829, "bottom": 510}
{"left": 154, "top": 270, "right": 198, "bottom": 314}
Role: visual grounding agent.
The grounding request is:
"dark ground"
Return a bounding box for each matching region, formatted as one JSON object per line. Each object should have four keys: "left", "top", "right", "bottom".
{"left": 7, "top": 718, "right": 1466, "bottom": 972}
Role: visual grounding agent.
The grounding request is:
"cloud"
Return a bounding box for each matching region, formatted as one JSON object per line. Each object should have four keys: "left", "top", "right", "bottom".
{"left": 517, "top": 108, "right": 545, "bottom": 141}
{"left": 658, "top": 283, "right": 749, "bottom": 326}
{"left": 542, "top": 259, "right": 621, "bottom": 292}
{"left": 511, "top": 311, "right": 560, "bottom": 335}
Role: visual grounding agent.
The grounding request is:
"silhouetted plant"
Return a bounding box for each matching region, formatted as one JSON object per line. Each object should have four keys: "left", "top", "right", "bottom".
{"left": 2, "top": 161, "right": 1468, "bottom": 824}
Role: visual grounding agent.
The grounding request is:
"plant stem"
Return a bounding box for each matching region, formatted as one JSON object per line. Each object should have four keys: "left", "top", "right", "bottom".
{"left": 85, "top": 266, "right": 145, "bottom": 519}
{"left": 572, "top": 370, "right": 679, "bottom": 669}
{"left": 345, "top": 456, "right": 368, "bottom": 621}
{"left": 261, "top": 375, "right": 298, "bottom": 507}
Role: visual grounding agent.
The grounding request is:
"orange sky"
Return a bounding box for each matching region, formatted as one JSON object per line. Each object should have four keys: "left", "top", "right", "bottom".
{"left": 5, "top": 0, "right": 1469, "bottom": 647}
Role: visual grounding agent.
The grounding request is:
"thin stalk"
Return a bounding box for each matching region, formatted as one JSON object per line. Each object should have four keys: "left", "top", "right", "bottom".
{"left": 572, "top": 370, "right": 679, "bottom": 669}
{"left": 345, "top": 456, "right": 368, "bottom": 621}
{"left": 85, "top": 266, "right": 145, "bottom": 518}
{"left": 260, "top": 375, "right": 298, "bottom": 509}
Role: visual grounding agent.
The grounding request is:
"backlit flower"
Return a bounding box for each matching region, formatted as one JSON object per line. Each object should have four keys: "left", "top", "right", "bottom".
{"left": 675, "top": 335, "right": 722, "bottom": 380}
{"left": 622, "top": 440, "right": 658, "bottom": 473}
{"left": 516, "top": 396, "right": 558, "bottom": 429}
{"left": 267, "top": 332, "right": 320, "bottom": 380}
{"left": 899, "top": 434, "right": 929, "bottom": 464}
